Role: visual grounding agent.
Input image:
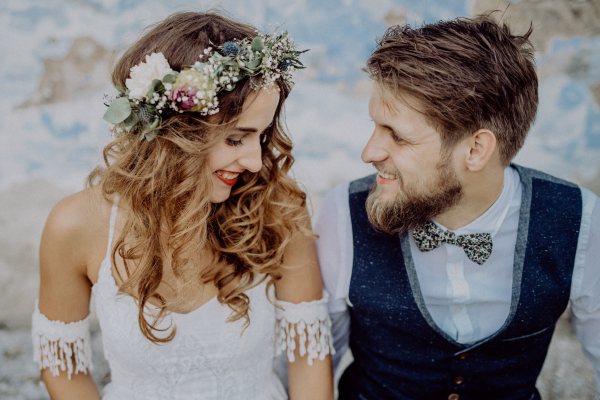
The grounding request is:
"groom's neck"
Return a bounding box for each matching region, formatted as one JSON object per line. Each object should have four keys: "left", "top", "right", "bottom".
{"left": 433, "top": 163, "right": 506, "bottom": 231}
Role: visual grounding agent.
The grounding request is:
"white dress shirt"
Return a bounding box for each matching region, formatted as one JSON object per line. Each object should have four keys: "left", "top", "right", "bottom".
{"left": 315, "top": 166, "right": 600, "bottom": 397}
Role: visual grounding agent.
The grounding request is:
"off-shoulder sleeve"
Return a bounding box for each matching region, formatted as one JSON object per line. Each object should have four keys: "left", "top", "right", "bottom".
{"left": 31, "top": 300, "right": 93, "bottom": 380}
{"left": 275, "top": 290, "right": 335, "bottom": 366}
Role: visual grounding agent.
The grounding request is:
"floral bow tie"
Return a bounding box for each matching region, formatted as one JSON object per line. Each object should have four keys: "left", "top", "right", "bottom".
{"left": 412, "top": 221, "right": 493, "bottom": 265}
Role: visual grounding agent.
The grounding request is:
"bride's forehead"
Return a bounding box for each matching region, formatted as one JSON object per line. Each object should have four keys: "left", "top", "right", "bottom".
{"left": 237, "top": 89, "right": 280, "bottom": 127}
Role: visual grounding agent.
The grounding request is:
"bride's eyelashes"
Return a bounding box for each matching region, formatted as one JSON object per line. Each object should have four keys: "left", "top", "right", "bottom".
{"left": 226, "top": 137, "right": 243, "bottom": 146}
{"left": 225, "top": 132, "right": 267, "bottom": 147}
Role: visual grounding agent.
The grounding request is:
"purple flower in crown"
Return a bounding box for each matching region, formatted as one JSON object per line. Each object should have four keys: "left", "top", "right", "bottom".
{"left": 166, "top": 69, "right": 218, "bottom": 114}
{"left": 168, "top": 83, "right": 198, "bottom": 110}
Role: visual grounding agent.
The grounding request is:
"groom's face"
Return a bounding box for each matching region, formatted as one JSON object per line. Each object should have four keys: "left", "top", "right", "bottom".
{"left": 361, "top": 85, "right": 463, "bottom": 233}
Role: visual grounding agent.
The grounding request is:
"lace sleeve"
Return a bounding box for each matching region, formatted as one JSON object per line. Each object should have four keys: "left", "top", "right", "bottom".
{"left": 31, "top": 300, "right": 93, "bottom": 380}
{"left": 275, "top": 290, "right": 335, "bottom": 365}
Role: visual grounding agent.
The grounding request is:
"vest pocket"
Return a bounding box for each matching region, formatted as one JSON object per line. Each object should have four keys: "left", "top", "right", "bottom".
{"left": 500, "top": 324, "right": 553, "bottom": 341}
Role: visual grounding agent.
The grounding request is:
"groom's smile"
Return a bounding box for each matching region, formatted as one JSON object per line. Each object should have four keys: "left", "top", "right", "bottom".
{"left": 374, "top": 164, "right": 399, "bottom": 186}
{"left": 361, "top": 83, "right": 464, "bottom": 233}
{"left": 362, "top": 83, "right": 448, "bottom": 203}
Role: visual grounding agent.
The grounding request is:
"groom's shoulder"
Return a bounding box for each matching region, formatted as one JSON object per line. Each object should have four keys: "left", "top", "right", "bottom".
{"left": 349, "top": 174, "right": 377, "bottom": 195}
{"left": 512, "top": 164, "right": 600, "bottom": 215}
{"left": 513, "top": 164, "right": 579, "bottom": 189}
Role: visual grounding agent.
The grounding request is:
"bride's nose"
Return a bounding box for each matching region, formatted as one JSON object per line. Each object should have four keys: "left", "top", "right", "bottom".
{"left": 237, "top": 138, "right": 262, "bottom": 173}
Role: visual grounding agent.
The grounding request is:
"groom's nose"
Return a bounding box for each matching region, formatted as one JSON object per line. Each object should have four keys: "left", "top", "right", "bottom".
{"left": 361, "top": 131, "right": 389, "bottom": 164}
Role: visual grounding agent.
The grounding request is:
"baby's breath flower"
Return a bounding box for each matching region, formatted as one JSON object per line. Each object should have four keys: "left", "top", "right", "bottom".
{"left": 104, "top": 24, "right": 306, "bottom": 141}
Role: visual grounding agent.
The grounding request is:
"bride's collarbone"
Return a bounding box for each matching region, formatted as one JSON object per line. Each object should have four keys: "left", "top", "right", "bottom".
{"left": 111, "top": 258, "right": 220, "bottom": 315}
{"left": 154, "top": 278, "right": 219, "bottom": 314}
{"left": 94, "top": 203, "right": 222, "bottom": 314}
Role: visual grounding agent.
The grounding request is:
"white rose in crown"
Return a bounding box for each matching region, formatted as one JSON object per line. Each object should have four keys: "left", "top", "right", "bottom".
{"left": 126, "top": 53, "right": 174, "bottom": 100}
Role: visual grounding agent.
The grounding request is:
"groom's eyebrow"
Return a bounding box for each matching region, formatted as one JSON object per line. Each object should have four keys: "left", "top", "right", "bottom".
{"left": 382, "top": 124, "right": 405, "bottom": 139}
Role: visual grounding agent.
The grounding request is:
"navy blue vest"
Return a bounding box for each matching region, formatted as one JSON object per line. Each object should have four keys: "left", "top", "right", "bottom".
{"left": 338, "top": 165, "right": 582, "bottom": 400}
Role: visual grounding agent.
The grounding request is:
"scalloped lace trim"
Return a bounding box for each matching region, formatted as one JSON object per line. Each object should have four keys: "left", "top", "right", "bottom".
{"left": 274, "top": 290, "right": 335, "bottom": 365}
{"left": 31, "top": 301, "right": 93, "bottom": 380}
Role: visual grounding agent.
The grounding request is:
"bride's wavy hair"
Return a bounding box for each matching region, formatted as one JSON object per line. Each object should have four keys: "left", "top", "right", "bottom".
{"left": 88, "top": 11, "right": 308, "bottom": 344}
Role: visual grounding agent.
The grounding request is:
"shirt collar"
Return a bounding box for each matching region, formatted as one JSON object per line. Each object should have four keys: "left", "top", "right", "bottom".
{"left": 432, "top": 166, "right": 519, "bottom": 238}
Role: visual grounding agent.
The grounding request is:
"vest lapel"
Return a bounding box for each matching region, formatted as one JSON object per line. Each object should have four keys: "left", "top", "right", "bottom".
{"left": 399, "top": 165, "right": 533, "bottom": 350}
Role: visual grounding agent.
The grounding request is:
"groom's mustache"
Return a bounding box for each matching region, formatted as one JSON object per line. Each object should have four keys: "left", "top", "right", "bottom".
{"left": 372, "top": 162, "right": 403, "bottom": 187}
{"left": 372, "top": 162, "right": 399, "bottom": 178}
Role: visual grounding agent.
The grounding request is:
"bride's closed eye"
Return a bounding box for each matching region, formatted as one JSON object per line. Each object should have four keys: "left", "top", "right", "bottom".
{"left": 225, "top": 131, "right": 267, "bottom": 147}
{"left": 225, "top": 137, "right": 244, "bottom": 146}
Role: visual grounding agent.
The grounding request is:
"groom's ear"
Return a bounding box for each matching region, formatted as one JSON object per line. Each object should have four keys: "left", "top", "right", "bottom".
{"left": 463, "top": 129, "right": 498, "bottom": 172}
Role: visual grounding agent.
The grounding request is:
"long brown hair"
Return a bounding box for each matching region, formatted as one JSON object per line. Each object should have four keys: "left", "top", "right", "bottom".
{"left": 89, "top": 11, "right": 308, "bottom": 343}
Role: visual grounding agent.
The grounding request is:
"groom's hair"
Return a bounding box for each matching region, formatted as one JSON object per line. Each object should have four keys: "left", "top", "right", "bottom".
{"left": 364, "top": 13, "right": 538, "bottom": 166}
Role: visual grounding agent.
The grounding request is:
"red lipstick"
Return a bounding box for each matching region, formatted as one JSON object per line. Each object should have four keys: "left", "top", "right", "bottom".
{"left": 214, "top": 170, "right": 241, "bottom": 186}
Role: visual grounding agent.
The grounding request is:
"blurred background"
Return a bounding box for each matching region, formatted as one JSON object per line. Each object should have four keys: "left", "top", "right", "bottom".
{"left": 0, "top": 0, "right": 599, "bottom": 398}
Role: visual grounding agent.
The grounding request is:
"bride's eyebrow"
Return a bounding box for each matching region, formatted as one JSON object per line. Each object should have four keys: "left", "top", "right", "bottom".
{"left": 233, "top": 127, "right": 258, "bottom": 133}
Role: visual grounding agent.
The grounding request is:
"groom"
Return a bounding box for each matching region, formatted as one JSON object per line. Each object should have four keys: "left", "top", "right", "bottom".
{"left": 316, "top": 14, "right": 600, "bottom": 400}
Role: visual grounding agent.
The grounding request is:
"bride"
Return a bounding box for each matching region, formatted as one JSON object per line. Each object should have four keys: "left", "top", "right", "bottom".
{"left": 32, "top": 11, "right": 334, "bottom": 400}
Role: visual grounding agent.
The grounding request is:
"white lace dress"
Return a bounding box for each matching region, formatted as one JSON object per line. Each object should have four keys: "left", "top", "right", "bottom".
{"left": 32, "top": 200, "right": 333, "bottom": 400}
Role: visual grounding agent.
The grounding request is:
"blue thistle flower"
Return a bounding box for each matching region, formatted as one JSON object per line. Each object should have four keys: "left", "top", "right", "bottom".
{"left": 277, "top": 58, "right": 293, "bottom": 71}
{"left": 138, "top": 104, "right": 157, "bottom": 124}
{"left": 223, "top": 42, "right": 241, "bottom": 57}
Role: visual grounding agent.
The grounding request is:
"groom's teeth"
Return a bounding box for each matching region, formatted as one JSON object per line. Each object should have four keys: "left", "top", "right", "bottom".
{"left": 379, "top": 172, "right": 396, "bottom": 180}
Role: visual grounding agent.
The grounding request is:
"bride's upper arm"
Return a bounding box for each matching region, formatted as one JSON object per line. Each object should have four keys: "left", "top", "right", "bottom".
{"left": 38, "top": 191, "right": 97, "bottom": 322}
{"left": 274, "top": 208, "right": 324, "bottom": 304}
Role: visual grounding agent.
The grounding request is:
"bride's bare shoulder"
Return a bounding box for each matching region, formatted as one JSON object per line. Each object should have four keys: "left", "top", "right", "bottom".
{"left": 41, "top": 185, "right": 113, "bottom": 266}
{"left": 38, "top": 185, "right": 116, "bottom": 320}
{"left": 46, "top": 185, "right": 111, "bottom": 229}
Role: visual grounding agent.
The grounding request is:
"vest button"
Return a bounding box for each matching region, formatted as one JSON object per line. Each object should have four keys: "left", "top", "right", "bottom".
{"left": 458, "top": 352, "right": 469, "bottom": 360}
{"left": 448, "top": 394, "right": 460, "bottom": 400}
{"left": 453, "top": 376, "right": 464, "bottom": 385}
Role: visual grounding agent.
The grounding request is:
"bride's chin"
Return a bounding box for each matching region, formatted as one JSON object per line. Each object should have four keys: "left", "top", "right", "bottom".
{"left": 209, "top": 189, "right": 232, "bottom": 203}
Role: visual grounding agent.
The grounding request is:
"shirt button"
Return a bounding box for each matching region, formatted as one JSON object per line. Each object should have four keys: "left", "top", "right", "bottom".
{"left": 458, "top": 352, "right": 469, "bottom": 360}
{"left": 452, "top": 266, "right": 459, "bottom": 274}
{"left": 454, "top": 305, "right": 462, "bottom": 313}
{"left": 448, "top": 394, "right": 460, "bottom": 400}
{"left": 453, "top": 376, "right": 464, "bottom": 385}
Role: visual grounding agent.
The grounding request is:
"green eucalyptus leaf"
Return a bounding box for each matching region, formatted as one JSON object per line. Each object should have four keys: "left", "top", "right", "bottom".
{"left": 148, "top": 116, "right": 160, "bottom": 130}
{"left": 237, "top": 66, "right": 253, "bottom": 74}
{"left": 162, "top": 74, "right": 177, "bottom": 84}
{"left": 191, "top": 63, "right": 207, "bottom": 72}
{"left": 251, "top": 37, "right": 264, "bottom": 52}
{"left": 245, "top": 59, "right": 261, "bottom": 69}
{"left": 224, "top": 60, "right": 240, "bottom": 67}
{"left": 141, "top": 116, "right": 161, "bottom": 140}
{"left": 144, "top": 130, "right": 158, "bottom": 141}
{"left": 103, "top": 97, "right": 132, "bottom": 124}
{"left": 118, "top": 111, "right": 139, "bottom": 127}
{"left": 115, "top": 86, "right": 126, "bottom": 94}
{"left": 147, "top": 79, "right": 162, "bottom": 98}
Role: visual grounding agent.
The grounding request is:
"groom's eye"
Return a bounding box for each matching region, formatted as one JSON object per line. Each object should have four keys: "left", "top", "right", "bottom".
{"left": 389, "top": 130, "right": 404, "bottom": 143}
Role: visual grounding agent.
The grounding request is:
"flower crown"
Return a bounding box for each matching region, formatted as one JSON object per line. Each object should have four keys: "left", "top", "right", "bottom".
{"left": 103, "top": 24, "right": 307, "bottom": 141}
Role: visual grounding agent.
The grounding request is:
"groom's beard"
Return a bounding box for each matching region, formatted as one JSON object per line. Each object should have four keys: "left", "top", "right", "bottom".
{"left": 366, "top": 157, "right": 463, "bottom": 235}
